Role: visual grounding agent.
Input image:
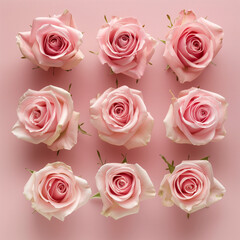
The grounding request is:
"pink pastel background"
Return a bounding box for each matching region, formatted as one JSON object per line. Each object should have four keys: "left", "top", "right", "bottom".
{"left": 1, "top": 0, "right": 240, "bottom": 239}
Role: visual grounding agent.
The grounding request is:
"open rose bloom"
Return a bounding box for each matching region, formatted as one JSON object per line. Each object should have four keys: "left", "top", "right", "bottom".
{"left": 159, "top": 160, "right": 225, "bottom": 214}
{"left": 97, "top": 16, "right": 157, "bottom": 79}
{"left": 24, "top": 162, "right": 91, "bottom": 220}
{"left": 17, "top": 10, "right": 84, "bottom": 71}
{"left": 12, "top": 85, "right": 80, "bottom": 151}
{"left": 163, "top": 10, "right": 224, "bottom": 83}
{"left": 90, "top": 86, "right": 154, "bottom": 149}
{"left": 164, "top": 87, "right": 228, "bottom": 145}
{"left": 96, "top": 163, "right": 156, "bottom": 219}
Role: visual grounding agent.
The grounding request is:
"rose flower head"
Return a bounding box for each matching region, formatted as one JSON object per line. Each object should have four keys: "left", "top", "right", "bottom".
{"left": 97, "top": 16, "right": 157, "bottom": 79}
{"left": 163, "top": 10, "right": 224, "bottom": 83}
{"left": 95, "top": 162, "right": 156, "bottom": 219}
{"left": 159, "top": 158, "right": 225, "bottom": 214}
{"left": 12, "top": 85, "right": 80, "bottom": 151}
{"left": 90, "top": 86, "right": 154, "bottom": 149}
{"left": 17, "top": 10, "right": 84, "bottom": 71}
{"left": 24, "top": 162, "right": 92, "bottom": 221}
{"left": 164, "top": 87, "right": 228, "bottom": 145}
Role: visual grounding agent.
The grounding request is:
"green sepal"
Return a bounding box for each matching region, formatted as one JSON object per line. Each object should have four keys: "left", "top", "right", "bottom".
{"left": 92, "top": 192, "right": 101, "bottom": 198}
{"left": 160, "top": 155, "right": 175, "bottom": 174}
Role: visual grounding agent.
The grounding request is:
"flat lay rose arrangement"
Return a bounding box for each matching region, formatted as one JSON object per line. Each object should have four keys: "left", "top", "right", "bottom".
{"left": 13, "top": 9, "right": 228, "bottom": 220}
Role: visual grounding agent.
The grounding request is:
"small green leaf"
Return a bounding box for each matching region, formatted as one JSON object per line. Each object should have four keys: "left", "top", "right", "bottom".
{"left": 142, "top": 24, "right": 145, "bottom": 28}
{"left": 187, "top": 213, "right": 190, "bottom": 219}
{"left": 57, "top": 150, "right": 60, "bottom": 156}
{"left": 116, "top": 78, "right": 118, "bottom": 88}
{"left": 167, "top": 14, "right": 173, "bottom": 28}
{"left": 21, "top": 56, "right": 26, "bottom": 59}
{"left": 166, "top": 65, "right": 170, "bottom": 70}
{"left": 160, "top": 40, "right": 166, "bottom": 44}
{"left": 201, "top": 156, "right": 209, "bottom": 161}
{"left": 110, "top": 68, "right": 114, "bottom": 74}
{"left": 92, "top": 192, "right": 101, "bottom": 198}
{"left": 121, "top": 153, "right": 127, "bottom": 163}
{"left": 160, "top": 155, "right": 175, "bottom": 174}
{"left": 97, "top": 150, "right": 106, "bottom": 165}
{"left": 136, "top": 79, "right": 139, "bottom": 84}
{"left": 68, "top": 83, "right": 72, "bottom": 93}
{"left": 25, "top": 168, "right": 34, "bottom": 174}
{"left": 104, "top": 15, "right": 108, "bottom": 23}
{"left": 78, "top": 123, "right": 91, "bottom": 136}
{"left": 89, "top": 50, "right": 98, "bottom": 55}
{"left": 66, "top": 69, "right": 72, "bottom": 72}
{"left": 148, "top": 62, "right": 153, "bottom": 65}
{"left": 32, "top": 66, "right": 40, "bottom": 70}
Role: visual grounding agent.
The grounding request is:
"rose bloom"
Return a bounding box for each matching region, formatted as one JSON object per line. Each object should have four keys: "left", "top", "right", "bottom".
{"left": 24, "top": 162, "right": 92, "bottom": 221}
{"left": 96, "top": 163, "right": 156, "bottom": 219}
{"left": 90, "top": 86, "right": 154, "bottom": 149}
{"left": 163, "top": 10, "right": 224, "bottom": 83}
{"left": 164, "top": 87, "right": 228, "bottom": 145}
{"left": 159, "top": 160, "right": 225, "bottom": 213}
{"left": 97, "top": 16, "right": 157, "bottom": 79}
{"left": 12, "top": 85, "right": 80, "bottom": 151}
{"left": 17, "top": 10, "right": 84, "bottom": 71}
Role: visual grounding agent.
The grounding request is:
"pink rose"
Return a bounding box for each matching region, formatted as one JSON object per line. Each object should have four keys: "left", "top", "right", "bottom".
{"left": 95, "top": 163, "right": 156, "bottom": 219}
{"left": 164, "top": 87, "right": 228, "bottom": 145}
{"left": 97, "top": 16, "right": 157, "bottom": 79}
{"left": 12, "top": 85, "right": 80, "bottom": 151}
{"left": 90, "top": 86, "right": 154, "bottom": 149}
{"left": 163, "top": 10, "right": 224, "bottom": 83}
{"left": 17, "top": 10, "right": 84, "bottom": 71}
{"left": 159, "top": 160, "right": 225, "bottom": 213}
{"left": 24, "top": 162, "right": 92, "bottom": 220}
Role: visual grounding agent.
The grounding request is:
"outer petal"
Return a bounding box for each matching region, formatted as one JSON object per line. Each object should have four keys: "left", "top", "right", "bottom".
{"left": 174, "top": 10, "right": 197, "bottom": 27}
{"left": 48, "top": 111, "right": 80, "bottom": 151}
{"left": 12, "top": 120, "right": 53, "bottom": 144}
{"left": 163, "top": 104, "right": 190, "bottom": 144}
{"left": 55, "top": 10, "right": 77, "bottom": 28}
{"left": 207, "top": 178, "right": 226, "bottom": 206}
{"left": 124, "top": 113, "right": 154, "bottom": 149}
{"left": 16, "top": 32, "right": 36, "bottom": 64}
{"left": 61, "top": 50, "right": 84, "bottom": 70}
{"left": 159, "top": 174, "right": 174, "bottom": 207}
{"left": 133, "top": 163, "right": 156, "bottom": 200}
{"left": 197, "top": 17, "right": 224, "bottom": 55}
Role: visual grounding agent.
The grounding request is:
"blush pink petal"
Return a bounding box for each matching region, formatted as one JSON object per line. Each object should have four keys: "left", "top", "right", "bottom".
{"left": 16, "top": 32, "right": 36, "bottom": 63}
{"left": 55, "top": 10, "right": 77, "bottom": 28}
{"left": 61, "top": 49, "right": 84, "bottom": 70}
{"left": 159, "top": 174, "right": 174, "bottom": 207}
{"left": 174, "top": 10, "right": 197, "bottom": 27}
{"left": 48, "top": 111, "right": 80, "bottom": 151}
{"left": 197, "top": 17, "right": 224, "bottom": 55}
{"left": 30, "top": 17, "right": 63, "bottom": 44}
{"left": 124, "top": 114, "right": 154, "bottom": 149}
